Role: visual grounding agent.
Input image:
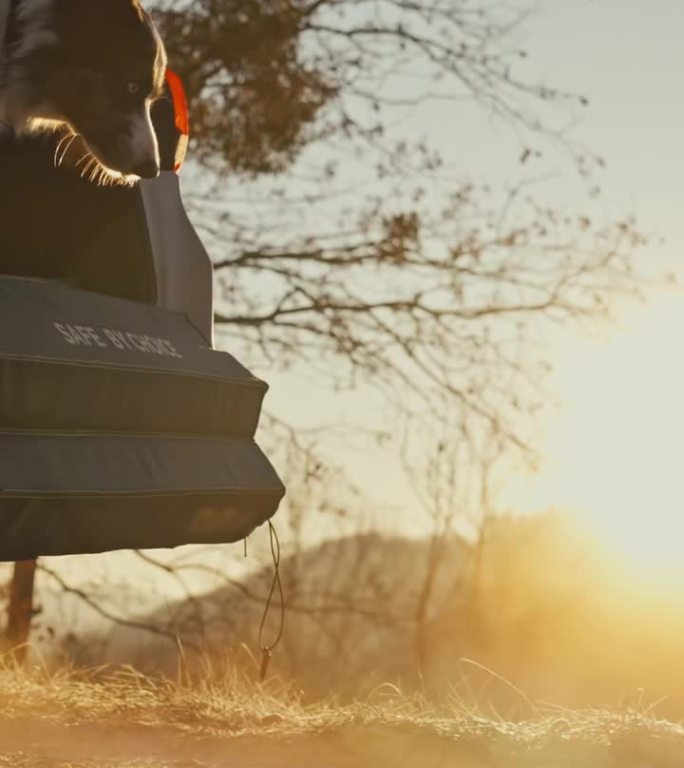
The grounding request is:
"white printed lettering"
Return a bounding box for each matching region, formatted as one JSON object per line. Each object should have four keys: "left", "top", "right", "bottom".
{"left": 125, "top": 333, "right": 147, "bottom": 352}
{"left": 56, "top": 321, "right": 184, "bottom": 359}
{"left": 103, "top": 329, "right": 124, "bottom": 349}
{"left": 54, "top": 322, "right": 77, "bottom": 345}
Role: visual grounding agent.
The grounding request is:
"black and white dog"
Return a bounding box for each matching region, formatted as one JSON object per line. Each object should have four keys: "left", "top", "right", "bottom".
{"left": 0, "top": 0, "right": 166, "bottom": 181}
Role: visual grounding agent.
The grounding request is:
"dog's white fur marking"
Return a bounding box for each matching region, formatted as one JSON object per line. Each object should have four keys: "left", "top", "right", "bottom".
{"left": 13, "top": 0, "right": 55, "bottom": 57}
{"left": 0, "top": 0, "right": 57, "bottom": 125}
{"left": 0, "top": 0, "right": 11, "bottom": 58}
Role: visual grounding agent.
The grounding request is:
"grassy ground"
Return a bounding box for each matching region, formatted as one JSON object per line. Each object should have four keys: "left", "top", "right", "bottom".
{"left": 0, "top": 663, "right": 682, "bottom": 767}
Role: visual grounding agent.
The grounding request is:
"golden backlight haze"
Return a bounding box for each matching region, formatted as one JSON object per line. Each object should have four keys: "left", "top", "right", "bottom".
{"left": 515, "top": 292, "right": 684, "bottom": 578}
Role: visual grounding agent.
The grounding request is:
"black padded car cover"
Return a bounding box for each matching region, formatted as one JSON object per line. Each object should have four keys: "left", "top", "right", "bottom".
{"left": 0, "top": 277, "right": 285, "bottom": 561}
{"left": 0, "top": 278, "right": 263, "bottom": 436}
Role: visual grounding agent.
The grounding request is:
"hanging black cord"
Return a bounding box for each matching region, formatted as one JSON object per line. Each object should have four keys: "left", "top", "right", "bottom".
{"left": 257, "top": 521, "right": 284, "bottom": 680}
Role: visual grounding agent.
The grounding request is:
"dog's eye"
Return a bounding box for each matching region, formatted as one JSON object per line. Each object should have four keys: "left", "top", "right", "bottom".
{"left": 127, "top": 81, "right": 142, "bottom": 95}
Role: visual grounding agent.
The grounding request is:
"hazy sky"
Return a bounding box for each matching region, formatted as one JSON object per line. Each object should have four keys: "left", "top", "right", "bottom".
{"left": 261, "top": 0, "right": 684, "bottom": 535}
{"left": 419, "top": 0, "right": 684, "bottom": 260}
{"left": 524, "top": 0, "right": 684, "bottom": 253}
{"left": 489, "top": 0, "right": 684, "bottom": 558}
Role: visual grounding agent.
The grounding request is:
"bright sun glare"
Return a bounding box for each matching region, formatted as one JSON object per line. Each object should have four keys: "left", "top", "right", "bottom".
{"left": 517, "top": 294, "right": 684, "bottom": 577}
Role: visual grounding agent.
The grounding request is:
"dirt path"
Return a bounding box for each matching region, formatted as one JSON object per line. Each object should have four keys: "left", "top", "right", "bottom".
{"left": 0, "top": 718, "right": 487, "bottom": 768}
{"left": 2, "top": 716, "right": 684, "bottom": 768}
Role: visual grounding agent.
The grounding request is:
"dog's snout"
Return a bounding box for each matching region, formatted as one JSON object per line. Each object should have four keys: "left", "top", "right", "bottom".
{"left": 133, "top": 158, "right": 160, "bottom": 179}
{"left": 125, "top": 109, "right": 161, "bottom": 178}
{"left": 77, "top": 110, "right": 161, "bottom": 180}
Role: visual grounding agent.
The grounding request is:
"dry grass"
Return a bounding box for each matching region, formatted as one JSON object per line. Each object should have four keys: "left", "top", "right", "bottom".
{"left": 0, "top": 659, "right": 682, "bottom": 767}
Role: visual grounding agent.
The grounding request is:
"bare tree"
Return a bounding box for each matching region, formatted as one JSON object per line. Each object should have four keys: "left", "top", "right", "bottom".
{"left": 149, "top": 0, "right": 641, "bottom": 453}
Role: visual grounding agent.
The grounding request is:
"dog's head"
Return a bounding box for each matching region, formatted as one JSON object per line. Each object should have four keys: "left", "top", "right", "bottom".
{"left": 6, "top": 0, "right": 167, "bottom": 180}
